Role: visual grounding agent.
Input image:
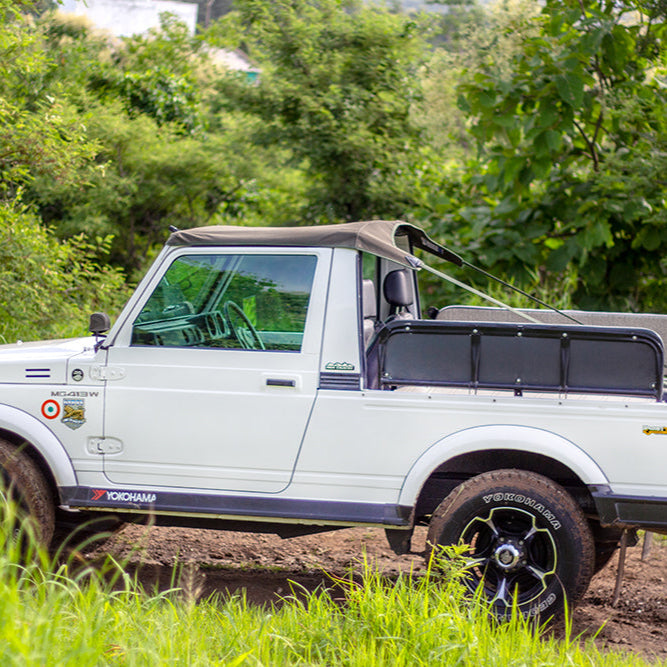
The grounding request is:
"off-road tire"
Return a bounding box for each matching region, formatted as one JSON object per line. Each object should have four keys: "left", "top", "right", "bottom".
{"left": 0, "top": 438, "right": 55, "bottom": 546}
{"left": 426, "top": 469, "right": 594, "bottom": 620}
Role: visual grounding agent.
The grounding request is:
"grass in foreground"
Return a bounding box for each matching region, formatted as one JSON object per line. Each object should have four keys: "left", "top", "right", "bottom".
{"left": 0, "top": 505, "right": 661, "bottom": 666}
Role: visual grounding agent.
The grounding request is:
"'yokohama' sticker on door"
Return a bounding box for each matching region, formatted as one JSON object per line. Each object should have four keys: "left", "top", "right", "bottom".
{"left": 90, "top": 489, "right": 157, "bottom": 504}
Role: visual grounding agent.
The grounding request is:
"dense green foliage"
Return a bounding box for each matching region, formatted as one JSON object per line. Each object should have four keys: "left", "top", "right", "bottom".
{"left": 0, "top": 202, "right": 126, "bottom": 344}
{"left": 0, "top": 1, "right": 129, "bottom": 341}
{"left": 210, "top": 0, "right": 426, "bottom": 221}
{"left": 2, "top": 0, "right": 667, "bottom": 342}
{"left": 437, "top": 0, "right": 667, "bottom": 310}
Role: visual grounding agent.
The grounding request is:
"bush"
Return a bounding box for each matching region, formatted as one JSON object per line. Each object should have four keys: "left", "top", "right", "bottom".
{"left": 0, "top": 202, "right": 129, "bottom": 344}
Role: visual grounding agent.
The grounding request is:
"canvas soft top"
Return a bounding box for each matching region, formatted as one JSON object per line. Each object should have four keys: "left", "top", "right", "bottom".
{"left": 167, "top": 220, "right": 463, "bottom": 268}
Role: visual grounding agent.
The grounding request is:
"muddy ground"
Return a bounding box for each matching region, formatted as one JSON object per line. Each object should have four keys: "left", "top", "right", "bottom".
{"left": 88, "top": 524, "right": 667, "bottom": 662}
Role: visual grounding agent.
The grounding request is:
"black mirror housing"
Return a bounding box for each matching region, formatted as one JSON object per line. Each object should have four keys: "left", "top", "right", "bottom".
{"left": 89, "top": 312, "right": 111, "bottom": 336}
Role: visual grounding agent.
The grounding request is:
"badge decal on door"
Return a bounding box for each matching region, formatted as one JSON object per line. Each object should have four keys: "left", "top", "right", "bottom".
{"left": 41, "top": 399, "right": 60, "bottom": 420}
{"left": 61, "top": 398, "right": 86, "bottom": 430}
{"left": 325, "top": 361, "right": 355, "bottom": 371}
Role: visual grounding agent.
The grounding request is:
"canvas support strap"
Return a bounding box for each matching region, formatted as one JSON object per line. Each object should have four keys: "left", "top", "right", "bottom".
{"left": 420, "top": 263, "right": 541, "bottom": 324}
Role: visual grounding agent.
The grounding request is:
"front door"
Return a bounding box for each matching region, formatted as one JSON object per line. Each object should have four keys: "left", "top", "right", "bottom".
{"left": 102, "top": 248, "right": 327, "bottom": 494}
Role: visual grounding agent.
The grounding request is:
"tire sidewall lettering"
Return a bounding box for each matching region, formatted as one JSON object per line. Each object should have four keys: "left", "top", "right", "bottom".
{"left": 428, "top": 471, "right": 594, "bottom": 620}
{"left": 482, "top": 492, "right": 562, "bottom": 530}
{"left": 527, "top": 592, "right": 557, "bottom": 616}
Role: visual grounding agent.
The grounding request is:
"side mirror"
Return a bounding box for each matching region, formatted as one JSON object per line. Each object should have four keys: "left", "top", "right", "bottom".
{"left": 89, "top": 312, "right": 111, "bottom": 336}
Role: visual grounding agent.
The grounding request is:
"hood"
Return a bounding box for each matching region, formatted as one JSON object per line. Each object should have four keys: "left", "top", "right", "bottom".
{"left": 0, "top": 337, "right": 96, "bottom": 385}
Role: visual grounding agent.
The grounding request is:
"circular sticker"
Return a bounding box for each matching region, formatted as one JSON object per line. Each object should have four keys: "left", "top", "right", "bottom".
{"left": 41, "top": 400, "right": 60, "bottom": 420}
{"left": 72, "top": 368, "right": 84, "bottom": 382}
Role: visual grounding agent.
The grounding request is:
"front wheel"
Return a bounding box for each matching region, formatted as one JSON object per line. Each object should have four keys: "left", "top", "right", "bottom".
{"left": 0, "top": 438, "right": 55, "bottom": 548}
{"left": 426, "top": 469, "right": 594, "bottom": 620}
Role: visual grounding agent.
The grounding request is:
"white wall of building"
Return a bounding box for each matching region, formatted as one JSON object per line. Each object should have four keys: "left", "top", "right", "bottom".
{"left": 60, "top": 0, "right": 198, "bottom": 37}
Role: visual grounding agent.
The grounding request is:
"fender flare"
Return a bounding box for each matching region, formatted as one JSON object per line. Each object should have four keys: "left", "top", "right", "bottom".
{"left": 397, "top": 424, "right": 609, "bottom": 507}
{"left": 0, "top": 404, "right": 77, "bottom": 488}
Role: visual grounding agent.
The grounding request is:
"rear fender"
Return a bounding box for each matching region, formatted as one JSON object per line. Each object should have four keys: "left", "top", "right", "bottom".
{"left": 398, "top": 424, "right": 608, "bottom": 507}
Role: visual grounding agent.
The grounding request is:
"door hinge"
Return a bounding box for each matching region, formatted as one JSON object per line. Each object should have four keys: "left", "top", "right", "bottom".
{"left": 90, "top": 365, "right": 126, "bottom": 381}
{"left": 87, "top": 437, "right": 123, "bottom": 455}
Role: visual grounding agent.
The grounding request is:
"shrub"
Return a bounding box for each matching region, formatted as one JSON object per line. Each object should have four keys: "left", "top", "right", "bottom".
{"left": 0, "top": 201, "right": 129, "bottom": 343}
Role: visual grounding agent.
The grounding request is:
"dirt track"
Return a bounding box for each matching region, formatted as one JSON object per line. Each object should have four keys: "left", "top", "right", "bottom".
{"left": 89, "top": 524, "right": 667, "bottom": 662}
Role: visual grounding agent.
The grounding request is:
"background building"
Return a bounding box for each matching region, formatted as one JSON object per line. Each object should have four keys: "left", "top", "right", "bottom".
{"left": 59, "top": 0, "right": 199, "bottom": 36}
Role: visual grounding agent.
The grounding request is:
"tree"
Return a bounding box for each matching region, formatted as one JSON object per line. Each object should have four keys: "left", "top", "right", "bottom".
{"left": 432, "top": 0, "right": 667, "bottom": 311}
{"left": 5, "top": 9, "right": 305, "bottom": 273}
{"left": 0, "top": 2, "right": 129, "bottom": 340}
{"left": 0, "top": 201, "right": 128, "bottom": 343}
{"left": 29, "top": 102, "right": 286, "bottom": 273}
{"left": 0, "top": 1, "right": 95, "bottom": 201}
{"left": 415, "top": 0, "right": 540, "bottom": 159}
{"left": 209, "top": 0, "right": 427, "bottom": 222}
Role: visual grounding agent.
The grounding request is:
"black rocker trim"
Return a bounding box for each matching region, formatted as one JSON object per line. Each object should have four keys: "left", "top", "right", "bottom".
{"left": 590, "top": 485, "right": 667, "bottom": 533}
{"left": 60, "top": 486, "right": 412, "bottom": 527}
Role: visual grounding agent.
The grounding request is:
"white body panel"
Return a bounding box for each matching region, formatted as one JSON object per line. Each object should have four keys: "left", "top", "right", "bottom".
{"left": 291, "top": 390, "right": 667, "bottom": 504}
{"left": 0, "top": 339, "right": 107, "bottom": 491}
{"left": 101, "top": 345, "right": 319, "bottom": 492}
{"left": 318, "top": 249, "right": 362, "bottom": 376}
{"left": 101, "top": 246, "right": 330, "bottom": 493}
{"left": 0, "top": 402, "right": 78, "bottom": 488}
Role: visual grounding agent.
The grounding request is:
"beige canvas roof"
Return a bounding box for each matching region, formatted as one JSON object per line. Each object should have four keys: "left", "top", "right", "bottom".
{"left": 167, "top": 220, "right": 462, "bottom": 268}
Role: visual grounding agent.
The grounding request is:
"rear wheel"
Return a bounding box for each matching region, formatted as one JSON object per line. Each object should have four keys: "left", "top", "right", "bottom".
{"left": 426, "top": 469, "right": 594, "bottom": 620}
{"left": 0, "top": 438, "right": 55, "bottom": 547}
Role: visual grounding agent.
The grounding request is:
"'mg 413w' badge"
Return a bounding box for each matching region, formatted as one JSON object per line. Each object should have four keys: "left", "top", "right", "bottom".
{"left": 62, "top": 398, "right": 86, "bottom": 430}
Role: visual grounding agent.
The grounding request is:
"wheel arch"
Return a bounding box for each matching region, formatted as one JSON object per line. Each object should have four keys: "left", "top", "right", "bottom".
{"left": 398, "top": 425, "right": 608, "bottom": 521}
{"left": 0, "top": 404, "right": 77, "bottom": 504}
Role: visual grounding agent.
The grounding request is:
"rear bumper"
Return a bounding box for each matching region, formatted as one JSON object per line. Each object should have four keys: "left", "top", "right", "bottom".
{"left": 591, "top": 485, "right": 667, "bottom": 534}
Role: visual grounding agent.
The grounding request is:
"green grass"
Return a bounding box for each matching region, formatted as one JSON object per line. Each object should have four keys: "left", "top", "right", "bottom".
{"left": 0, "top": 506, "right": 662, "bottom": 666}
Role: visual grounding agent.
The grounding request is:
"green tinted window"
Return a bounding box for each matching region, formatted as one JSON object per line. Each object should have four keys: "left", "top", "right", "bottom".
{"left": 132, "top": 254, "right": 317, "bottom": 351}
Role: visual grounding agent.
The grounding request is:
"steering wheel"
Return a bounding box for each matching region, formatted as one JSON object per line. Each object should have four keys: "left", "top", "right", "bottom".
{"left": 223, "top": 301, "right": 265, "bottom": 350}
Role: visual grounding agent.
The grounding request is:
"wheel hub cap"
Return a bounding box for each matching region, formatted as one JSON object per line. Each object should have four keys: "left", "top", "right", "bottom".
{"left": 493, "top": 542, "right": 522, "bottom": 570}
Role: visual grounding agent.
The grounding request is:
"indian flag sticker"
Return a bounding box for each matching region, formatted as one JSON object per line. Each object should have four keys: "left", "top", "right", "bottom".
{"left": 41, "top": 399, "right": 60, "bottom": 420}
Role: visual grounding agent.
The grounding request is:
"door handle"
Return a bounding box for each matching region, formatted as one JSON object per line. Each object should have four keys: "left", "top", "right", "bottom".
{"left": 266, "top": 378, "right": 296, "bottom": 387}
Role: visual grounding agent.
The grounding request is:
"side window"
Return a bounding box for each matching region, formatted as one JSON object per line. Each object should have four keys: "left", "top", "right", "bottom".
{"left": 361, "top": 253, "right": 379, "bottom": 346}
{"left": 132, "top": 253, "right": 318, "bottom": 352}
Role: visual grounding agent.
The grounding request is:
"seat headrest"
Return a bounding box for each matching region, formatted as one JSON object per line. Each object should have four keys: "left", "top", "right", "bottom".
{"left": 362, "top": 279, "right": 377, "bottom": 318}
{"left": 383, "top": 270, "right": 413, "bottom": 308}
